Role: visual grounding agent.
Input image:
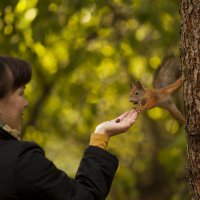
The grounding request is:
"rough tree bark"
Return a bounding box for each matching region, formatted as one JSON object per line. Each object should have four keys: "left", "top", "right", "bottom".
{"left": 180, "top": 0, "right": 200, "bottom": 199}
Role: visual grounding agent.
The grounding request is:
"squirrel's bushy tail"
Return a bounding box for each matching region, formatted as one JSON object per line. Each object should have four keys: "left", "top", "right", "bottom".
{"left": 154, "top": 55, "right": 185, "bottom": 124}
{"left": 153, "top": 56, "right": 181, "bottom": 88}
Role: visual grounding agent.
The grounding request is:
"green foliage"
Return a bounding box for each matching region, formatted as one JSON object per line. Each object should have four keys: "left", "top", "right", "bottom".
{"left": 0, "top": 0, "right": 188, "bottom": 199}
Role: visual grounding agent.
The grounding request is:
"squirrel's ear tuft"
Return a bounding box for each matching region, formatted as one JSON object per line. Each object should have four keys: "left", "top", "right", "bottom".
{"left": 130, "top": 82, "right": 135, "bottom": 88}
{"left": 136, "top": 81, "right": 144, "bottom": 90}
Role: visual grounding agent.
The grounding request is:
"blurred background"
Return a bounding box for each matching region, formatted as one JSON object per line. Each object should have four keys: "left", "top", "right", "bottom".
{"left": 0, "top": 0, "right": 189, "bottom": 199}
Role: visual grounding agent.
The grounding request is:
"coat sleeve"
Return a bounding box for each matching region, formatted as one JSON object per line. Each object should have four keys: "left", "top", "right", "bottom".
{"left": 13, "top": 142, "right": 118, "bottom": 200}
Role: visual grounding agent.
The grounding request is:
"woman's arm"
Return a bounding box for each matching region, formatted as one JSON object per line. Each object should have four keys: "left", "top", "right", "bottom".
{"left": 14, "top": 142, "right": 118, "bottom": 200}
{"left": 14, "top": 109, "right": 139, "bottom": 200}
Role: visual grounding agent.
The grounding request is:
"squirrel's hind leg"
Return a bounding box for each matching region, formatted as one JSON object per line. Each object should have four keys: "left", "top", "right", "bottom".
{"left": 159, "top": 98, "right": 186, "bottom": 124}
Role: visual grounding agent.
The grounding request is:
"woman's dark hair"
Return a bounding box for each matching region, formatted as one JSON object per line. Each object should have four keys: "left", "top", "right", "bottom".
{"left": 0, "top": 55, "right": 32, "bottom": 98}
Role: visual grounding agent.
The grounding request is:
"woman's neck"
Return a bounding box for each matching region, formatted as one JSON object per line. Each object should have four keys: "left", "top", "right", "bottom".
{"left": 0, "top": 122, "right": 21, "bottom": 140}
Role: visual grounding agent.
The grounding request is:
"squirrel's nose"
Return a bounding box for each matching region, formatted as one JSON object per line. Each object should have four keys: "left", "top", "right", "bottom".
{"left": 130, "top": 100, "right": 139, "bottom": 104}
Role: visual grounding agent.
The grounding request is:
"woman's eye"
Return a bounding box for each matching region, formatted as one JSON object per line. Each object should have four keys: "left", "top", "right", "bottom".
{"left": 19, "top": 91, "right": 24, "bottom": 96}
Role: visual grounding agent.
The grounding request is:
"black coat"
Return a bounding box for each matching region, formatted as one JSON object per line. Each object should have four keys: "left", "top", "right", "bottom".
{"left": 0, "top": 128, "right": 118, "bottom": 200}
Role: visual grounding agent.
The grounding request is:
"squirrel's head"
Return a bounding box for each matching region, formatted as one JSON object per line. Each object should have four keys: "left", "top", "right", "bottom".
{"left": 129, "top": 81, "right": 147, "bottom": 108}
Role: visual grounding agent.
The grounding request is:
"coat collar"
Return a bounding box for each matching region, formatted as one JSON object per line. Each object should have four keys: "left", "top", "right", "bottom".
{"left": 0, "top": 127, "right": 17, "bottom": 140}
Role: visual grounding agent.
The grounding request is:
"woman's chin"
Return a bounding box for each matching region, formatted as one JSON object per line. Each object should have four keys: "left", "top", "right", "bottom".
{"left": 12, "top": 123, "right": 22, "bottom": 131}
{"left": 17, "top": 125, "right": 22, "bottom": 131}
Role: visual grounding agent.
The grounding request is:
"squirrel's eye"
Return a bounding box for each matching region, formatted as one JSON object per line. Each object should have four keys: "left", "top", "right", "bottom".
{"left": 135, "top": 92, "right": 139, "bottom": 95}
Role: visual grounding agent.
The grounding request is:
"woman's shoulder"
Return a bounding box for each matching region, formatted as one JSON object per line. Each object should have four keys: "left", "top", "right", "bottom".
{"left": 0, "top": 140, "right": 45, "bottom": 160}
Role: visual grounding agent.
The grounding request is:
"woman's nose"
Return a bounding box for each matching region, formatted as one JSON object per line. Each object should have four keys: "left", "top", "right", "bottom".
{"left": 24, "top": 98, "right": 29, "bottom": 108}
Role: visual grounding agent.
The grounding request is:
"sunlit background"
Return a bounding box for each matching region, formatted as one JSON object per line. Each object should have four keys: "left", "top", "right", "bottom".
{"left": 0, "top": 0, "right": 189, "bottom": 199}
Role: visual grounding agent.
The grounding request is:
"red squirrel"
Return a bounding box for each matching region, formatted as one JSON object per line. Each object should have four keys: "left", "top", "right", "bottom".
{"left": 129, "top": 56, "right": 185, "bottom": 124}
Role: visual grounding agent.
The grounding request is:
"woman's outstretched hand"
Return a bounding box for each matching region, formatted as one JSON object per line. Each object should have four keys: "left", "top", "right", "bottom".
{"left": 94, "top": 108, "right": 140, "bottom": 137}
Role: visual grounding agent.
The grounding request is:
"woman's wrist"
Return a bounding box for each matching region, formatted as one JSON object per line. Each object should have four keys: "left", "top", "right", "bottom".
{"left": 94, "top": 124, "right": 108, "bottom": 135}
{"left": 89, "top": 133, "right": 110, "bottom": 149}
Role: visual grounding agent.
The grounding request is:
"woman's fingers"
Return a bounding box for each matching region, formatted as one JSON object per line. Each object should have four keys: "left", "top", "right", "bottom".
{"left": 95, "top": 109, "right": 140, "bottom": 136}
{"left": 115, "top": 108, "right": 139, "bottom": 123}
{"left": 115, "top": 111, "right": 130, "bottom": 122}
{"left": 127, "top": 109, "right": 139, "bottom": 121}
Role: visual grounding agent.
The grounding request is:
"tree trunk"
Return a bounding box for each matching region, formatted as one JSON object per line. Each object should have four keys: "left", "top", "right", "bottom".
{"left": 180, "top": 0, "right": 200, "bottom": 199}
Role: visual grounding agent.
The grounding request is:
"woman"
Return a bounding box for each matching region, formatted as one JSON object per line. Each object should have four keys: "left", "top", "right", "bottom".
{"left": 0, "top": 55, "right": 139, "bottom": 200}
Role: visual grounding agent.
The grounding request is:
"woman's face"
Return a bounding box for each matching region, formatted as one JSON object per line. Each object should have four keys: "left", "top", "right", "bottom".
{"left": 0, "top": 86, "right": 28, "bottom": 131}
